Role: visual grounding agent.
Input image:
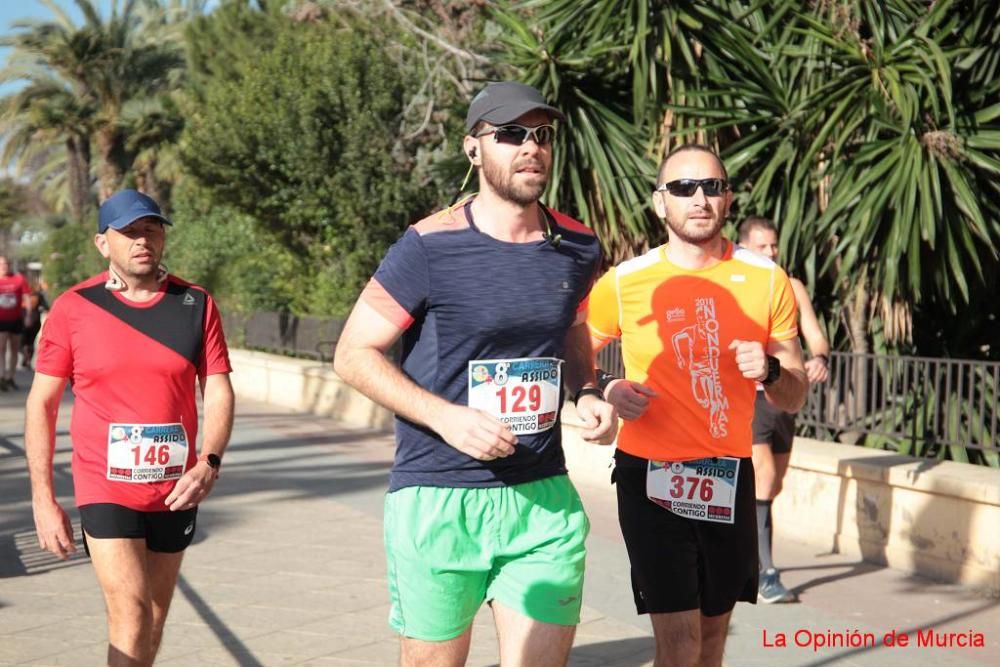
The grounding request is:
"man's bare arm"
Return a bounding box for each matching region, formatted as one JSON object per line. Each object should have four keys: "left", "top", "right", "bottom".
{"left": 25, "top": 372, "right": 75, "bottom": 559}
{"left": 790, "top": 278, "right": 830, "bottom": 357}
{"left": 165, "top": 373, "right": 235, "bottom": 511}
{"left": 333, "top": 298, "right": 515, "bottom": 460}
{"left": 199, "top": 373, "right": 235, "bottom": 460}
{"left": 790, "top": 277, "right": 831, "bottom": 384}
{"left": 764, "top": 337, "right": 809, "bottom": 413}
{"left": 564, "top": 320, "right": 617, "bottom": 444}
{"left": 563, "top": 320, "right": 598, "bottom": 395}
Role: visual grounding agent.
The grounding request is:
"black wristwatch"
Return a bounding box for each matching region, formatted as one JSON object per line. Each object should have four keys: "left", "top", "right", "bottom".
{"left": 573, "top": 386, "right": 605, "bottom": 405}
{"left": 198, "top": 453, "right": 222, "bottom": 477}
{"left": 760, "top": 355, "right": 781, "bottom": 385}
{"left": 596, "top": 368, "right": 620, "bottom": 392}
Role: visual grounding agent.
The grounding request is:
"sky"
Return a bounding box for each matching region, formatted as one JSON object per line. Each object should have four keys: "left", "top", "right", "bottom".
{"left": 0, "top": 1, "right": 219, "bottom": 94}
{"left": 1, "top": 2, "right": 116, "bottom": 95}
{"left": 0, "top": 1, "right": 217, "bottom": 177}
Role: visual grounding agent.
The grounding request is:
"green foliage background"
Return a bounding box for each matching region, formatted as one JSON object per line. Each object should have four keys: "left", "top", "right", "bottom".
{"left": 174, "top": 8, "right": 441, "bottom": 315}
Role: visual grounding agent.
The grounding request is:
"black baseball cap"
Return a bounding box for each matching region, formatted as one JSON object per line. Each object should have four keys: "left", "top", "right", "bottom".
{"left": 465, "top": 82, "right": 565, "bottom": 133}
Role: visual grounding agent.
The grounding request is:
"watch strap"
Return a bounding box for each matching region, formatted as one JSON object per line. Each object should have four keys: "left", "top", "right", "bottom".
{"left": 761, "top": 355, "right": 781, "bottom": 385}
{"left": 573, "top": 386, "right": 605, "bottom": 404}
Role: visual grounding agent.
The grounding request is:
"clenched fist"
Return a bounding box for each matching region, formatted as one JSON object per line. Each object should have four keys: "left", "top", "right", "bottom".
{"left": 729, "top": 339, "right": 768, "bottom": 382}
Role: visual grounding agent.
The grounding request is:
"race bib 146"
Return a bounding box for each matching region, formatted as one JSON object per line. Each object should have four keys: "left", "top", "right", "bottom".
{"left": 106, "top": 423, "right": 188, "bottom": 483}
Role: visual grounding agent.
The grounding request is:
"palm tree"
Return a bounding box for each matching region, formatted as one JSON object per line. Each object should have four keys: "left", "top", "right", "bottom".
{"left": 122, "top": 93, "right": 184, "bottom": 210}
{"left": 0, "top": 80, "right": 94, "bottom": 224}
{"left": 0, "top": 0, "right": 186, "bottom": 209}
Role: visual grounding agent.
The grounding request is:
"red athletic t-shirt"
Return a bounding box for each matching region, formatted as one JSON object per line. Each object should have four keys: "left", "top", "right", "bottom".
{"left": 0, "top": 272, "right": 28, "bottom": 322}
{"left": 35, "top": 273, "right": 232, "bottom": 511}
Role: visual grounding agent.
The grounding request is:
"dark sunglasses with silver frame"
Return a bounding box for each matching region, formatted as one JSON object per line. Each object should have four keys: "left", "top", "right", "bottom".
{"left": 475, "top": 124, "right": 557, "bottom": 146}
{"left": 655, "top": 178, "right": 730, "bottom": 197}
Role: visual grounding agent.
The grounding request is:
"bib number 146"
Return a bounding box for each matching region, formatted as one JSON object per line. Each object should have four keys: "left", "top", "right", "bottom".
{"left": 132, "top": 444, "right": 173, "bottom": 466}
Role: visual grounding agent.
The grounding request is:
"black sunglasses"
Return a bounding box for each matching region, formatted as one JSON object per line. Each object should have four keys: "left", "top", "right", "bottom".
{"left": 475, "top": 124, "right": 557, "bottom": 146}
{"left": 655, "top": 178, "right": 729, "bottom": 197}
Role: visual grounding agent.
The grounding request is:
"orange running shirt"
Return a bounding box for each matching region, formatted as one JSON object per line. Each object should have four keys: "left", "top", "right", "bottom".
{"left": 588, "top": 241, "right": 798, "bottom": 461}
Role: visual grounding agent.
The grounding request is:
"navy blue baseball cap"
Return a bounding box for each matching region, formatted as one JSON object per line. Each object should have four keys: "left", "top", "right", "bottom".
{"left": 98, "top": 189, "right": 172, "bottom": 233}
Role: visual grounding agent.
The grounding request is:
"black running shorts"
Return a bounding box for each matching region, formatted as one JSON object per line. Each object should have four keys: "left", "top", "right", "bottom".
{"left": 751, "top": 391, "right": 796, "bottom": 454}
{"left": 80, "top": 503, "right": 197, "bottom": 554}
{"left": 0, "top": 319, "right": 24, "bottom": 334}
{"left": 613, "top": 449, "right": 758, "bottom": 617}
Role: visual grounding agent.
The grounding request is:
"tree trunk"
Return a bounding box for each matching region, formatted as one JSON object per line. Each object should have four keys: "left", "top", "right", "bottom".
{"left": 134, "top": 156, "right": 164, "bottom": 211}
{"left": 841, "top": 274, "right": 869, "bottom": 442}
{"left": 95, "top": 127, "right": 125, "bottom": 202}
{"left": 65, "top": 134, "right": 91, "bottom": 225}
{"left": 846, "top": 273, "right": 869, "bottom": 355}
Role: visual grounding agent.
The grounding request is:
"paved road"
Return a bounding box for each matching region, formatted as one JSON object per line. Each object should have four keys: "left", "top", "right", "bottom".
{"left": 1, "top": 367, "right": 997, "bottom": 665}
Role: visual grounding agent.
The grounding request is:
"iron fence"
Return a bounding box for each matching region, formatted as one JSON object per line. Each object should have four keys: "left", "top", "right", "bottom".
{"left": 597, "top": 342, "right": 998, "bottom": 464}
{"left": 222, "top": 312, "right": 344, "bottom": 362}
{"left": 798, "top": 351, "right": 998, "bottom": 462}
{"left": 227, "top": 312, "right": 998, "bottom": 464}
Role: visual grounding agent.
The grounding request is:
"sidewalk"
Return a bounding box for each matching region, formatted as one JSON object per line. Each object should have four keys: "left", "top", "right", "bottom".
{"left": 1, "top": 367, "right": 996, "bottom": 666}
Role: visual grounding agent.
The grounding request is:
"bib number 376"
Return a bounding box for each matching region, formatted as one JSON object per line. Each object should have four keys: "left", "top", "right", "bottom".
{"left": 646, "top": 457, "right": 740, "bottom": 524}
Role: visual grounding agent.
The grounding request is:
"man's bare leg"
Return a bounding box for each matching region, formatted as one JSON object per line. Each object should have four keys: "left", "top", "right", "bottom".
{"left": 86, "top": 534, "right": 154, "bottom": 667}
{"left": 699, "top": 611, "right": 732, "bottom": 666}
{"left": 400, "top": 626, "right": 472, "bottom": 667}
{"left": 649, "top": 609, "right": 702, "bottom": 667}
{"left": 492, "top": 599, "right": 576, "bottom": 666}
{"left": 146, "top": 550, "right": 185, "bottom": 659}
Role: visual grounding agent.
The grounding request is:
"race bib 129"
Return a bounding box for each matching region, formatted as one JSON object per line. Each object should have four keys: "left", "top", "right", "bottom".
{"left": 468, "top": 357, "right": 562, "bottom": 435}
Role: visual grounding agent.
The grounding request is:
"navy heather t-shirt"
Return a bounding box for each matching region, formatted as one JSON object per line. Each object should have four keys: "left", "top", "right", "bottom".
{"left": 361, "top": 200, "right": 602, "bottom": 491}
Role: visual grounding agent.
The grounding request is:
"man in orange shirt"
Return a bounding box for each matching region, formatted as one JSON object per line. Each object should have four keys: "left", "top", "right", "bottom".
{"left": 588, "top": 145, "right": 808, "bottom": 666}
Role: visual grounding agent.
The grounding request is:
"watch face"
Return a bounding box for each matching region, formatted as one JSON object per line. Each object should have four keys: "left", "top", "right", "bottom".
{"left": 206, "top": 453, "right": 221, "bottom": 468}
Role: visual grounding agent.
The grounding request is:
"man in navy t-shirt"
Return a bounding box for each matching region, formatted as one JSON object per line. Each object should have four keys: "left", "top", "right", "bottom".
{"left": 335, "top": 81, "right": 617, "bottom": 665}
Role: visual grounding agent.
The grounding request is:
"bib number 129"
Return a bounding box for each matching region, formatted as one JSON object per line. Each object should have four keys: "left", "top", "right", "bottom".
{"left": 496, "top": 385, "right": 542, "bottom": 413}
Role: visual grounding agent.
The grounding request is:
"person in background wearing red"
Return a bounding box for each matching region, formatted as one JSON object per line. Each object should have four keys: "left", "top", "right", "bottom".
{"left": 0, "top": 255, "right": 29, "bottom": 390}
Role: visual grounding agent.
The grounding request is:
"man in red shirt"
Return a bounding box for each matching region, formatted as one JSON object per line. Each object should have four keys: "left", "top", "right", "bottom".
{"left": 24, "top": 189, "right": 235, "bottom": 667}
{"left": 0, "top": 255, "right": 29, "bottom": 390}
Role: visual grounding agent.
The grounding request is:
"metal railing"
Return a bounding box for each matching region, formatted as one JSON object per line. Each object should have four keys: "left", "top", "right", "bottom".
{"left": 799, "top": 351, "right": 998, "bottom": 460}
{"left": 222, "top": 312, "right": 344, "bottom": 362}
{"left": 597, "top": 342, "right": 998, "bottom": 463}
{"left": 227, "top": 312, "right": 998, "bottom": 464}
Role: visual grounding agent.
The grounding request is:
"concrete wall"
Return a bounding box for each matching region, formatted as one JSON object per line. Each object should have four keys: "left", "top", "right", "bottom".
{"left": 230, "top": 349, "right": 1000, "bottom": 594}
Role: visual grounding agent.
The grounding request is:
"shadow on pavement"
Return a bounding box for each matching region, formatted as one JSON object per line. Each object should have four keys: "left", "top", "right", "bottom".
{"left": 176, "top": 573, "right": 266, "bottom": 667}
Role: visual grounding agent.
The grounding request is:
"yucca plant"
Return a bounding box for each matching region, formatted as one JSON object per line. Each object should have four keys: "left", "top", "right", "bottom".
{"left": 493, "top": 0, "right": 1000, "bottom": 465}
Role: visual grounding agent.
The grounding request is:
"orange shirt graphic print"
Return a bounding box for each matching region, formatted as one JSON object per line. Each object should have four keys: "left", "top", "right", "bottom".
{"left": 587, "top": 243, "right": 798, "bottom": 462}
{"left": 671, "top": 297, "right": 730, "bottom": 439}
